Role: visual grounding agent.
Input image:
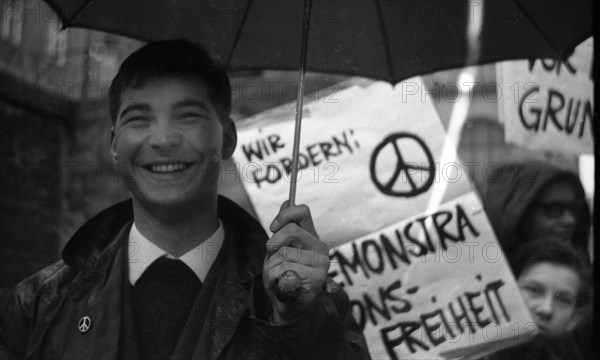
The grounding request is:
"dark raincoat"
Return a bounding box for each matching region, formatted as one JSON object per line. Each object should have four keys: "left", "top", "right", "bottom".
{"left": 482, "top": 333, "right": 587, "bottom": 360}
{"left": 476, "top": 161, "right": 591, "bottom": 258}
{"left": 0, "top": 197, "right": 370, "bottom": 360}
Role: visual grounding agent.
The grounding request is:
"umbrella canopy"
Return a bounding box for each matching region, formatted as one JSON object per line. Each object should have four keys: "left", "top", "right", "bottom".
{"left": 45, "top": 0, "right": 592, "bottom": 83}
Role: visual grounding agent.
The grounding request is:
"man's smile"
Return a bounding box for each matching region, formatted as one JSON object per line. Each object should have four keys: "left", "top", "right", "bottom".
{"left": 144, "top": 163, "right": 191, "bottom": 174}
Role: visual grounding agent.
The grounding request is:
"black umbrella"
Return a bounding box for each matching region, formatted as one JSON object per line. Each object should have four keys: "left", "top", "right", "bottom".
{"left": 44, "top": 0, "right": 593, "bottom": 200}
{"left": 45, "top": 0, "right": 592, "bottom": 82}
{"left": 44, "top": 0, "right": 592, "bottom": 199}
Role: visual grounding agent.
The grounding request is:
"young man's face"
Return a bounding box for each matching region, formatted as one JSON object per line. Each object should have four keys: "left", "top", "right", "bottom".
{"left": 517, "top": 262, "right": 579, "bottom": 338}
{"left": 519, "top": 180, "right": 581, "bottom": 242}
{"left": 110, "top": 78, "right": 235, "bottom": 209}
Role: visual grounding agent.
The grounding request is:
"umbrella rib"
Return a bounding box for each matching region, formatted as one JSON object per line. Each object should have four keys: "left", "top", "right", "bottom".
{"left": 225, "top": 0, "right": 254, "bottom": 69}
{"left": 510, "top": 0, "right": 564, "bottom": 58}
{"left": 373, "top": 0, "right": 394, "bottom": 81}
{"left": 62, "top": 0, "right": 95, "bottom": 28}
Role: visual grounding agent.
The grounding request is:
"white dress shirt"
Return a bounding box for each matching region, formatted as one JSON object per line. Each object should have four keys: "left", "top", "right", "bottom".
{"left": 128, "top": 221, "right": 225, "bottom": 285}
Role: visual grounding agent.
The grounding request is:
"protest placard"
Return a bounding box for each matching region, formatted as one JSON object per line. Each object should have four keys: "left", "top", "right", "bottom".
{"left": 232, "top": 80, "right": 472, "bottom": 245}
{"left": 496, "top": 37, "right": 594, "bottom": 155}
{"left": 328, "top": 192, "right": 535, "bottom": 359}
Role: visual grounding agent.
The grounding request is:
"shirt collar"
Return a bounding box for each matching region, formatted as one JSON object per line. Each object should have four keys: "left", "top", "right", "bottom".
{"left": 128, "top": 220, "right": 224, "bottom": 285}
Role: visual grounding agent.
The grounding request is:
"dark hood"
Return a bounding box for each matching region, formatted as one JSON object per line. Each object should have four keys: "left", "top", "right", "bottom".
{"left": 477, "top": 161, "right": 590, "bottom": 256}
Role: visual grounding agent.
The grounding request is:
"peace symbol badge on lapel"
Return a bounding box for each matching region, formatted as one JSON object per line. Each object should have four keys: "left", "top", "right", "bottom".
{"left": 78, "top": 316, "right": 92, "bottom": 333}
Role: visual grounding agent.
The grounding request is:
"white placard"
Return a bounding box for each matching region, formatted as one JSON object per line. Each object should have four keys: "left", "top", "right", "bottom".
{"left": 329, "top": 192, "right": 535, "bottom": 359}
{"left": 233, "top": 80, "right": 472, "bottom": 245}
{"left": 497, "top": 37, "right": 594, "bottom": 154}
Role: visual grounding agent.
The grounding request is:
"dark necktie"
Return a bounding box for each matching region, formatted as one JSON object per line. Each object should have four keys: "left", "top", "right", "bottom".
{"left": 132, "top": 256, "right": 202, "bottom": 360}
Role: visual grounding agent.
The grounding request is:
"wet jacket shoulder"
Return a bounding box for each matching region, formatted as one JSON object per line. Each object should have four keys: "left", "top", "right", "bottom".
{"left": 0, "top": 260, "right": 75, "bottom": 359}
{"left": 0, "top": 197, "right": 370, "bottom": 360}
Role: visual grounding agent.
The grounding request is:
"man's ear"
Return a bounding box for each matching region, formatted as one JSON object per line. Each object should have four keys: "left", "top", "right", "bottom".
{"left": 222, "top": 118, "right": 237, "bottom": 160}
{"left": 110, "top": 127, "right": 118, "bottom": 163}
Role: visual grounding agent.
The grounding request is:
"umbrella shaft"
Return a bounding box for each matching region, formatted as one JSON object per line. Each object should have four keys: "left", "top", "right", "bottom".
{"left": 281, "top": 0, "right": 312, "bottom": 305}
{"left": 288, "top": 0, "right": 313, "bottom": 207}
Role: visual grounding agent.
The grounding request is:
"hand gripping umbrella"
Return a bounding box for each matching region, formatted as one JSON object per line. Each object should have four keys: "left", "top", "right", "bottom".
{"left": 43, "top": 0, "right": 593, "bottom": 302}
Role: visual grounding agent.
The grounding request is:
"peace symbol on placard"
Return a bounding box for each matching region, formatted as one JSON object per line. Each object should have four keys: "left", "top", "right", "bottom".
{"left": 369, "top": 133, "right": 435, "bottom": 197}
{"left": 78, "top": 316, "right": 92, "bottom": 333}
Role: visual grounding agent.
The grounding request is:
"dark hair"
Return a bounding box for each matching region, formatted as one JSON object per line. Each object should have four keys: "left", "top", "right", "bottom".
{"left": 108, "top": 39, "right": 231, "bottom": 124}
{"left": 511, "top": 239, "right": 592, "bottom": 308}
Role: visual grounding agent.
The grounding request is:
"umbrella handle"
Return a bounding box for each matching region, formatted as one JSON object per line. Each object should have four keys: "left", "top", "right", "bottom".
{"left": 275, "top": 0, "right": 313, "bottom": 305}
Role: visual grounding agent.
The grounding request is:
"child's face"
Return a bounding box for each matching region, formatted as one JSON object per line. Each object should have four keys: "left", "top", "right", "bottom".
{"left": 517, "top": 262, "right": 579, "bottom": 338}
{"left": 110, "top": 78, "right": 235, "bottom": 209}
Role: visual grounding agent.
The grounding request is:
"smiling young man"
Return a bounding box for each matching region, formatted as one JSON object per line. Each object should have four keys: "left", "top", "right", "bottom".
{"left": 111, "top": 77, "right": 231, "bottom": 257}
{"left": 0, "top": 40, "right": 369, "bottom": 360}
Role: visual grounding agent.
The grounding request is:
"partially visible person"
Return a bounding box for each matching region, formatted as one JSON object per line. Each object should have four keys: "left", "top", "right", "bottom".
{"left": 478, "top": 161, "right": 591, "bottom": 259}
{"left": 483, "top": 239, "right": 592, "bottom": 360}
{"left": 511, "top": 239, "right": 591, "bottom": 338}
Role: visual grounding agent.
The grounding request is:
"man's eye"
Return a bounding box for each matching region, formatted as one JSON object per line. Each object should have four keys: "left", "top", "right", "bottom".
{"left": 555, "top": 294, "right": 574, "bottom": 307}
{"left": 123, "top": 116, "right": 148, "bottom": 124}
{"left": 522, "top": 285, "right": 543, "bottom": 297}
{"left": 178, "top": 112, "right": 205, "bottom": 121}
